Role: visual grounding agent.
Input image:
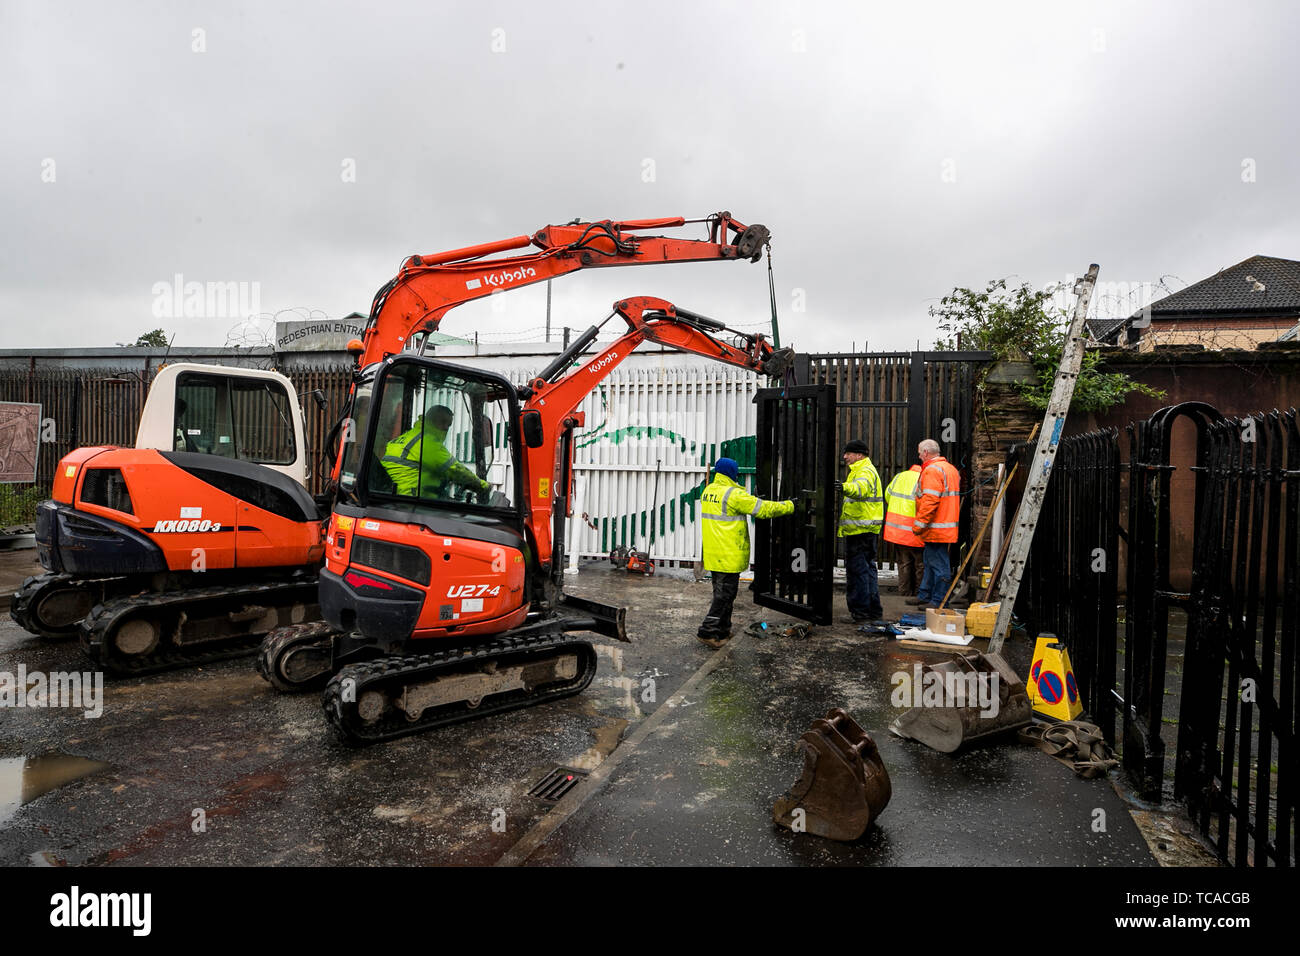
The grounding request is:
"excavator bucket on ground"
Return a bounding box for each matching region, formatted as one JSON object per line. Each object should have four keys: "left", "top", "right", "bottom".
{"left": 888, "top": 652, "right": 1032, "bottom": 753}
{"left": 773, "top": 707, "right": 891, "bottom": 841}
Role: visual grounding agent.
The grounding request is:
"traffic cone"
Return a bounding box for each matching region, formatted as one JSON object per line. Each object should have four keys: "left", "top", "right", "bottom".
{"left": 1026, "top": 634, "right": 1082, "bottom": 721}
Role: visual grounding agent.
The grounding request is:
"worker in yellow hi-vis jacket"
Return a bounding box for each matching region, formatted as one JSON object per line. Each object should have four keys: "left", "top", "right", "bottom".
{"left": 697, "top": 457, "right": 793, "bottom": 645}
{"left": 839, "top": 439, "right": 885, "bottom": 624}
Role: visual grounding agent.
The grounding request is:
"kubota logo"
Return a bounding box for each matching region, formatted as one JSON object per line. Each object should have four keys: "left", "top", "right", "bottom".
{"left": 465, "top": 266, "right": 537, "bottom": 290}
{"left": 588, "top": 351, "right": 619, "bottom": 374}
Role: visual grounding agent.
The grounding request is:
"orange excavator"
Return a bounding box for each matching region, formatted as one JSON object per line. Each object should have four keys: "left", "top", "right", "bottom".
{"left": 264, "top": 294, "right": 792, "bottom": 743}
{"left": 17, "top": 213, "right": 779, "bottom": 683}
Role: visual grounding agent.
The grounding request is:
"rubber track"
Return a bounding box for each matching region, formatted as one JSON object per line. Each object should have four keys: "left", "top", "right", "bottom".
{"left": 10, "top": 573, "right": 124, "bottom": 638}
{"left": 255, "top": 621, "right": 336, "bottom": 691}
{"left": 322, "top": 631, "right": 598, "bottom": 745}
{"left": 82, "top": 578, "right": 321, "bottom": 677}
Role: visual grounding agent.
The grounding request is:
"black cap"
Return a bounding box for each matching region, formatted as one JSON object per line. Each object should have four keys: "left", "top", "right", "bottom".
{"left": 843, "top": 439, "right": 868, "bottom": 455}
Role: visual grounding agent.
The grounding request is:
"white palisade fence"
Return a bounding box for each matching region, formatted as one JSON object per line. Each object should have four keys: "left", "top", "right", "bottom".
{"left": 442, "top": 345, "right": 767, "bottom": 566}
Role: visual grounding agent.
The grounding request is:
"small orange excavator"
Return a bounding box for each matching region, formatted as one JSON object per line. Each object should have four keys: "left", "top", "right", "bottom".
{"left": 260, "top": 294, "right": 792, "bottom": 743}
{"left": 18, "top": 213, "right": 777, "bottom": 683}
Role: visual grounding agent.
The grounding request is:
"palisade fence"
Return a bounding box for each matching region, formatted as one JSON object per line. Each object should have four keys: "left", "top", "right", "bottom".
{"left": 0, "top": 365, "right": 354, "bottom": 505}
{"left": 801, "top": 352, "right": 985, "bottom": 566}
{"left": 1, "top": 353, "right": 991, "bottom": 567}
{"left": 1016, "top": 404, "right": 1296, "bottom": 868}
{"left": 0, "top": 362, "right": 762, "bottom": 565}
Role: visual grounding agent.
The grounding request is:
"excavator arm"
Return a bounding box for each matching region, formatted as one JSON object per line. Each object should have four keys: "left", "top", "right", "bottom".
{"left": 517, "top": 295, "right": 794, "bottom": 567}
{"left": 357, "top": 212, "right": 770, "bottom": 365}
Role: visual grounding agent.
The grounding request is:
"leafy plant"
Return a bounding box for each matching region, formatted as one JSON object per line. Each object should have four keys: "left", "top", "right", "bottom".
{"left": 134, "top": 329, "right": 170, "bottom": 347}
{"left": 931, "top": 278, "right": 1163, "bottom": 413}
{"left": 0, "top": 483, "right": 45, "bottom": 527}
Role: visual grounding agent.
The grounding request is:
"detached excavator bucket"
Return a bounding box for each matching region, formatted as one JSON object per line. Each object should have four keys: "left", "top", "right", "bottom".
{"left": 889, "top": 652, "right": 1032, "bottom": 753}
{"left": 773, "top": 708, "right": 891, "bottom": 842}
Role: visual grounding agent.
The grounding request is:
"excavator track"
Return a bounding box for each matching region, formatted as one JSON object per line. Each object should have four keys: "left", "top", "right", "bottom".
{"left": 82, "top": 578, "right": 321, "bottom": 676}
{"left": 323, "top": 631, "right": 598, "bottom": 745}
{"left": 256, "top": 621, "right": 337, "bottom": 693}
{"left": 11, "top": 573, "right": 127, "bottom": 640}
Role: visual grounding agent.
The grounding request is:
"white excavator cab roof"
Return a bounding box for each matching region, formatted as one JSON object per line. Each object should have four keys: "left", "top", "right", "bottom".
{"left": 135, "top": 363, "right": 308, "bottom": 486}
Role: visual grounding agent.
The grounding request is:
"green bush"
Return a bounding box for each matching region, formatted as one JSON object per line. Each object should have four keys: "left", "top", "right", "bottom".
{"left": 931, "top": 278, "right": 1164, "bottom": 414}
{"left": 0, "top": 484, "right": 46, "bottom": 528}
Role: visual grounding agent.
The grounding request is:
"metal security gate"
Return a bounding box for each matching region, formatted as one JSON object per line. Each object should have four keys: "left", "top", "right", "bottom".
{"left": 752, "top": 385, "right": 837, "bottom": 624}
{"left": 798, "top": 351, "right": 990, "bottom": 568}
{"left": 1123, "top": 403, "right": 1223, "bottom": 800}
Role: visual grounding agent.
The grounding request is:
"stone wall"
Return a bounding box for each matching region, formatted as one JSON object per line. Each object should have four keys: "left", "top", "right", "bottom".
{"left": 967, "top": 367, "right": 1041, "bottom": 580}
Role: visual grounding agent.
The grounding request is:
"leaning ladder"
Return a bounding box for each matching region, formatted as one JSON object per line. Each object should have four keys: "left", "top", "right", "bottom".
{"left": 986, "top": 264, "right": 1099, "bottom": 655}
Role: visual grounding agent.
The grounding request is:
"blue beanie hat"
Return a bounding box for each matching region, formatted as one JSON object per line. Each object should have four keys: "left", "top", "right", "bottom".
{"left": 714, "top": 458, "right": 740, "bottom": 481}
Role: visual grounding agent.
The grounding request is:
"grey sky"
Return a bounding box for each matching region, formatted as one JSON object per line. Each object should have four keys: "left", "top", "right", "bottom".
{"left": 2, "top": 0, "right": 1297, "bottom": 353}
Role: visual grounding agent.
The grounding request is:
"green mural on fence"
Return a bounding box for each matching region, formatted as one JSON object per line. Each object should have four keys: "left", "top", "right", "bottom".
{"left": 586, "top": 433, "right": 758, "bottom": 554}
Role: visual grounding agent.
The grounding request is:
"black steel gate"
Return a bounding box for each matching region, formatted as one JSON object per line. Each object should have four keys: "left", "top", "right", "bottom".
{"left": 798, "top": 351, "right": 990, "bottom": 567}
{"left": 752, "top": 384, "right": 837, "bottom": 624}
{"left": 1122, "top": 403, "right": 1223, "bottom": 800}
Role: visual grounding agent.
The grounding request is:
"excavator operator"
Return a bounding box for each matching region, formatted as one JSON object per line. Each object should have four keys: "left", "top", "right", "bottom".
{"left": 381, "top": 404, "right": 490, "bottom": 502}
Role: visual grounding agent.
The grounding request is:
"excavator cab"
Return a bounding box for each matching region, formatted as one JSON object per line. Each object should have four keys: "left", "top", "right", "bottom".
{"left": 312, "top": 355, "right": 623, "bottom": 743}
{"left": 320, "top": 356, "right": 531, "bottom": 652}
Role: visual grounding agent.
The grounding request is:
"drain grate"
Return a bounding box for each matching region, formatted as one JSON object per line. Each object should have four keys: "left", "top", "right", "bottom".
{"left": 528, "top": 766, "right": 588, "bottom": 802}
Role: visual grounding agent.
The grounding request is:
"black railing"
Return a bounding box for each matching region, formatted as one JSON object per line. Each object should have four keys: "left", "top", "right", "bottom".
{"left": 1018, "top": 402, "right": 1296, "bottom": 867}
{"left": 1122, "top": 403, "right": 1222, "bottom": 801}
{"left": 1177, "top": 410, "right": 1296, "bottom": 867}
{"left": 1017, "top": 428, "right": 1121, "bottom": 741}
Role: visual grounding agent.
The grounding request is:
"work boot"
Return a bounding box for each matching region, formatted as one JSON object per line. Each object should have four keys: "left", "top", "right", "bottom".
{"left": 905, "top": 597, "right": 925, "bottom": 606}
{"left": 697, "top": 631, "right": 732, "bottom": 648}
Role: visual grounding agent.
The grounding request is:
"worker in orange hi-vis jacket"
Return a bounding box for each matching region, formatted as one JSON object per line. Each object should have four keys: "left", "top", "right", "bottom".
{"left": 911, "top": 438, "right": 961, "bottom": 606}
{"left": 883, "top": 463, "right": 925, "bottom": 602}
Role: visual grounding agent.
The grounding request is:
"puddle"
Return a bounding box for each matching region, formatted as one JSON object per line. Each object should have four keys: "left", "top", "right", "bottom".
{"left": 567, "top": 717, "right": 630, "bottom": 771}
{"left": 0, "top": 754, "right": 111, "bottom": 826}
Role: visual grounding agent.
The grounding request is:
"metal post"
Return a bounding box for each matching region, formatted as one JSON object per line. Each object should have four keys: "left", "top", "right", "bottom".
{"left": 907, "top": 352, "right": 925, "bottom": 456}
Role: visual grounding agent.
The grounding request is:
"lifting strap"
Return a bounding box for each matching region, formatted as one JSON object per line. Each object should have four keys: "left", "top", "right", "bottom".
{"left": 1018, "top": 720, "right": 1119, "bottom": 779}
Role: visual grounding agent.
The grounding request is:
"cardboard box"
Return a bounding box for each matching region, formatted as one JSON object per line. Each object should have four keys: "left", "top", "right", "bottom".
{"left": 966, "top": 602, "right": 1000, "bottom": 638}
{"left": 926, "top": 607, "right": 966, "bottom": 637}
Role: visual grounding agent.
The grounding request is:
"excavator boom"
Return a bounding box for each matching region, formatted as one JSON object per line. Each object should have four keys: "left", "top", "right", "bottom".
{"left": 356, "top": 212, "right": 769, "bottom": 366}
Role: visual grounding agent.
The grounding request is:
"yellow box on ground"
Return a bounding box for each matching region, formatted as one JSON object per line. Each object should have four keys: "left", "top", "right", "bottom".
{"left": 966, "top": 602, "right": 999, "bottom": 637}
{"left": 1026, "top": 634, "right": 1083, "bottom": 720}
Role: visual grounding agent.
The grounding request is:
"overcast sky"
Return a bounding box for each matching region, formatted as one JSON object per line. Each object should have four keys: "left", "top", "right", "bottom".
{"left": 2, "top": 0, "right": 1297, "bottom": 354}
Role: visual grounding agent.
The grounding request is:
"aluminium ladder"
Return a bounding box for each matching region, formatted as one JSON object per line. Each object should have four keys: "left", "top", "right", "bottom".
{"left": 986, "top": 264, "right": 1099, "bottom": 655}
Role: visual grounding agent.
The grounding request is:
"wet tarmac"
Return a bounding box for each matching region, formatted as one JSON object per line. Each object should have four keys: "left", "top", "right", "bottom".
{"left": 0, "top": 564, "right": 1160, "bottom": 866}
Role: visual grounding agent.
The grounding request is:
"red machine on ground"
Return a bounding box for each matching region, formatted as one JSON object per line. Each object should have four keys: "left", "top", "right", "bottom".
{"left": 19, "top": 213, "right": 777, "bottom": 685}
{"left": 263, "top": 295, "right": 792, "bottom": 743}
